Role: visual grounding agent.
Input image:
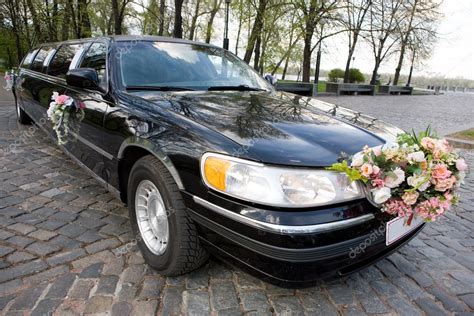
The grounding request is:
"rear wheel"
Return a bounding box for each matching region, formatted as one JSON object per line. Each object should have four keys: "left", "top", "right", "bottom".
{"left": 15, "top": 98, "right": 31, "bottom": 125}
{"left": 127, "top": 155, "right": 208, "bottom": 276}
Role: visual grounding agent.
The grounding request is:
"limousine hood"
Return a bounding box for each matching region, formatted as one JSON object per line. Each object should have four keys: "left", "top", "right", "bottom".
{"left": 135, "top": 90, "right": 403, "bottom": 166}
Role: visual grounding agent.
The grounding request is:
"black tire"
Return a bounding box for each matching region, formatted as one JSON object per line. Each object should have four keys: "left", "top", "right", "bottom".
{"left": 15, "top": 98, "right": 31, "bottom": 125}
{"left": 127, "top": 155, "right": 208, "bottom": 276}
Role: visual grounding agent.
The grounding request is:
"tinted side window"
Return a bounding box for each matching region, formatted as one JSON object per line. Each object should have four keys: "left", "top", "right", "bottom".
{"left": 31, "top": 47, "right": 53, "bottom": 72}
{"left": 21, "top": 49, "right": 39, "bottom": 69}
{"left": 80, "top": 43, "right": 107, "bottom": 84}
{"left": 48, "top": 44, "right": 82, "bottom": 78}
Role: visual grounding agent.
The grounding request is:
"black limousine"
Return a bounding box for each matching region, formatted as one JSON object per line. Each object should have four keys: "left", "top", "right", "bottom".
{"left": 12, "top": 36, "right": 423, "bottom": 286}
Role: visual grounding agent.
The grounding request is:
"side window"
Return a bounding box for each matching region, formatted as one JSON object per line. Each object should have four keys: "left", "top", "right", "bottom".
{"left": 80, "top": 43, "right": 107, "bottom": 85}
{"left": 21, "top": 49, "right": 39, "bottom": 69}
{"left": 30, "top": 47, "right": 53, "bottom": 72}
{"left": 48, "top": 44, "right": 83, "bottom": 78}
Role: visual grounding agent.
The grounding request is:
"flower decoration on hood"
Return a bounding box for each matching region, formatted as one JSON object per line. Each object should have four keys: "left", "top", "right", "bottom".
{"left": 328, "top": 126, "right": 468, "bottom": 224}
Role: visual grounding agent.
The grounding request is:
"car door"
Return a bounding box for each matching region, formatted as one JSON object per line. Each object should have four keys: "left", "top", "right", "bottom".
{"left": 62, "top": 41, "right": 112, "bottom": 181}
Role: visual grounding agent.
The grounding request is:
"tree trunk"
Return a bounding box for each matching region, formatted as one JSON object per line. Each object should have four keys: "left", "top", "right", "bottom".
{"left": 112, "top": 0, "right": 122, "bottom": 34}
{"left": 77, "top": 0, "right": 91, "bottom": 37}
{"left": 21, "top": 0, "right": 32, "bottom": 47}
{"left": 60, "top": 0, "right": 71, "bottom": 40}
{"left": 173, "top": 0, "right": 184, "bottom": 38}
{"left": 393, "top": 40, "right": 407, "bottom": 85}
{"left": 51, "top": 0, "right": 59, "bottom": 41}
{"left": 394, "top": 0, "right": 418, "bottom": 85}
{"left": 235, "top": 1, "right": 243, "bottom": 55}
{"left": 282, "top": 52, "right": 290, "bottom": 80}
{"left": 67, "top": 0, "right": 78, "bottom": 38}
{"left": 45, "top": 0, "right": 53, "bottom": 40}
{"left": 189, "top": 0, "right": 201, "bottom": 40}
{"left": 370, "top": 58, "right": 380, "bottom": 85}
{"left": 158, "top": 0, "right": 166, "bottom": 35}
{"left": 343, "top": 34, "right": 358, "bottom": 83}
{"left": 26, "top": 0, "right": 43, "bottom": 41}
{"left": 302, "top": 31, "right": 313, "bottom": 82}
{"left": 205, "top": 0, "right": 220, "bottom": 43}
{"left": 253, "top": 35, "right": 261, "bottom": 71}
{"left": 11, "top": 1, "right": 23, "bottom": 64}
{"left": 301, "top": 0, "right": 317, "bottom": 82}
{"left": 243, "top": 0, "right": 267, "bottom": 64}
{"left": 259, "top": 32, "right": 270, "bottom": 75}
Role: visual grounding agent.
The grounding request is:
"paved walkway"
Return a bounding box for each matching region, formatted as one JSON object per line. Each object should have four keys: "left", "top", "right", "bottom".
{"left": 0, "top": 88, "right": 473, "bottom": 315}
{"left": 317, "top": 93, "right": 474, "bottom": 136}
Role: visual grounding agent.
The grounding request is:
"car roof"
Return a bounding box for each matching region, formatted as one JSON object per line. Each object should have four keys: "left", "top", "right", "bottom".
{"left": 35, "top": 35, "right": 220, "bottom": 50}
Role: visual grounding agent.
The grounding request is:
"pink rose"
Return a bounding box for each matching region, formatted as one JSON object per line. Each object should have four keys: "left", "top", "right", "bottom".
{"left": 383, "top": 199, "right": 412, "bottom": 217}
{"left": 415, "top": 197, "right": 442, "bottom": 221}
{"left": 360, "top": 163, "right": 373, "bottom": 178}
{"left": 438, "top": 139, "right": 452, "bottom": 153}
{"left": 441, "top": 192, "right": 453, "bottom": 210}
{"left": 456, "top": 158, "right": 468, "bottom": 172}
{"left": 421, "top": 137, "right": 437, "bottom": 151}
{"left": 372, "top": 178, "right": 385, "bottom": 188}
{"left": 402, "top": 191, "right": 419, "bottom": 205}
{"left": 372, "top": 165, "right": 380, "bottom": 176}
{"left": 433, "top": 149, "right": 443, "bottom": 160}
{"left": 432, "top": 164, "right": 451, "bottom": 179}
{"left": 444, "top": 191, "right": 453, "bottom": 202}
{"left": 433, "top": 175, "right": 456, "bottom": 191}
{"left": 373, "top": 146, "right": 382, "bottom": 156}
{"left": 56, "top": 95, "right": 69, "bottom": 105}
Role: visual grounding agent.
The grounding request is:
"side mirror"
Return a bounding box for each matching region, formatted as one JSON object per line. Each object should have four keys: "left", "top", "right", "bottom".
{"left": 264, "top": 74, "right": 277, "bottom": 86}
{"left": 66, "top": 68, "right": 102, "bottom": 91}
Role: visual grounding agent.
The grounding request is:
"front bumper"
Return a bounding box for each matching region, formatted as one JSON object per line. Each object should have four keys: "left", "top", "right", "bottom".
{"left": 182, "top": 191, "right": 424, "bottom": 286}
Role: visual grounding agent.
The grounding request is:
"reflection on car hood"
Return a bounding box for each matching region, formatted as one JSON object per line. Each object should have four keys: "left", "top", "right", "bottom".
{"left": 134, "top": 90, "right": 403, "bottom": 166}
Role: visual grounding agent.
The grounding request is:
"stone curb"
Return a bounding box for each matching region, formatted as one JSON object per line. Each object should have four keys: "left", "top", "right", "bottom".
{"left": 446, "top": 137, "right": 474, "bottom": 150}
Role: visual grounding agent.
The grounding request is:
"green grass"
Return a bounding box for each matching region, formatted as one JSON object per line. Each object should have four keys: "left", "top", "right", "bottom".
{"left": 448, "top": 128, "right": 474, "bottom": 141}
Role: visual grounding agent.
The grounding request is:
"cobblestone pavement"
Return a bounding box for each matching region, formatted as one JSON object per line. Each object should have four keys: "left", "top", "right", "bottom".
{"left": 0, "top": 89, "right": 473, "bottom": 315}
{"left": 317, "top": 93, "right": 474, "bottom": 136}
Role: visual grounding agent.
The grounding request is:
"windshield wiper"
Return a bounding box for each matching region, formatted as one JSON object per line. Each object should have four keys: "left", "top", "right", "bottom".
{"left": 125, "top": 85, "right": 196, "bottom": 91}
{"left": 207, "top": 85, "right": 266, "bottom": 91}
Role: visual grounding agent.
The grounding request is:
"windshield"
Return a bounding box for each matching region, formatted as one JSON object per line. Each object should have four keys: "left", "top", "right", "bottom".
{"left": 117, "top": 41, "right": 271, "bottom": 91}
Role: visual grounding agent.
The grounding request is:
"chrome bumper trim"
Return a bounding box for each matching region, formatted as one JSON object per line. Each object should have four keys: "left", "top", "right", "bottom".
{"left": 192, "top": 196, "right": 375, "bottom": 234}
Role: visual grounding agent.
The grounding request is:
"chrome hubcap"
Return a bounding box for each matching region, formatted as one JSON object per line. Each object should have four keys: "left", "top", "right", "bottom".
{"left": 135, "top": 180, "right": 169, "bottom": 255}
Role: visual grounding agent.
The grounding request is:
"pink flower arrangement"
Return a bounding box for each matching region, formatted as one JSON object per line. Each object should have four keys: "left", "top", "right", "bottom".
{"left": 47, "top": 91, "right": 86, "bottom": 145}
{"left": 329, "top": 127, "right": 468, "bottom": 223}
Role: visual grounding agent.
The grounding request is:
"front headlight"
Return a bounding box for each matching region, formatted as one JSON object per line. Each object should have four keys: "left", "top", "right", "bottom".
{"left": 200, "top": 153, "right": 364, "bottom": 207}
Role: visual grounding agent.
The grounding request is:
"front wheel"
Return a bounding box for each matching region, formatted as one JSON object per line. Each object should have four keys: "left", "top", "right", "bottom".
{"left": 15, "top": 98, "right": 31, "bottom": 125}
{"left": 127, "top": 155, "right": 208, "bottom": 276}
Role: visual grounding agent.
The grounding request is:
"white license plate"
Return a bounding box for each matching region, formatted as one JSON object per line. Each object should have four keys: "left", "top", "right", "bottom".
{"left": 386, "top": 215, "right": 424, "bottom": 246}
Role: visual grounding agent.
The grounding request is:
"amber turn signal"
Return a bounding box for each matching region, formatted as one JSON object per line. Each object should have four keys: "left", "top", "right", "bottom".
{"left": 203, "top": 156, "right": 231, "bottom": 191}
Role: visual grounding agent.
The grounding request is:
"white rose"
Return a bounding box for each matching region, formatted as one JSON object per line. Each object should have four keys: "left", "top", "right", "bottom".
{"left": 351, "top": 153, "right": 364, "bottom": 167}
{"left": 407, "top": 174, "right": 430, "bottom": 192}
{"left": 51, "top": 91, "right": 59, "bottom": 101}
{"left": 373, "top": 187, "right": 391, "bottom": 204}
{"left": 47, "top": 103, "right": 56, "bottom": 118}
{"left": 407, "top": 151, "right": 425, "bottom": 162}
{"left": 384, "top": 167, "right": 405, "bottom": 188}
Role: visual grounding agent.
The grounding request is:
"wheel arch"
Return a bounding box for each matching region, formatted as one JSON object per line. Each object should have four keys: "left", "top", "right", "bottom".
{"left": 117, "top": 137, "right": 184, "bottom": 203}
